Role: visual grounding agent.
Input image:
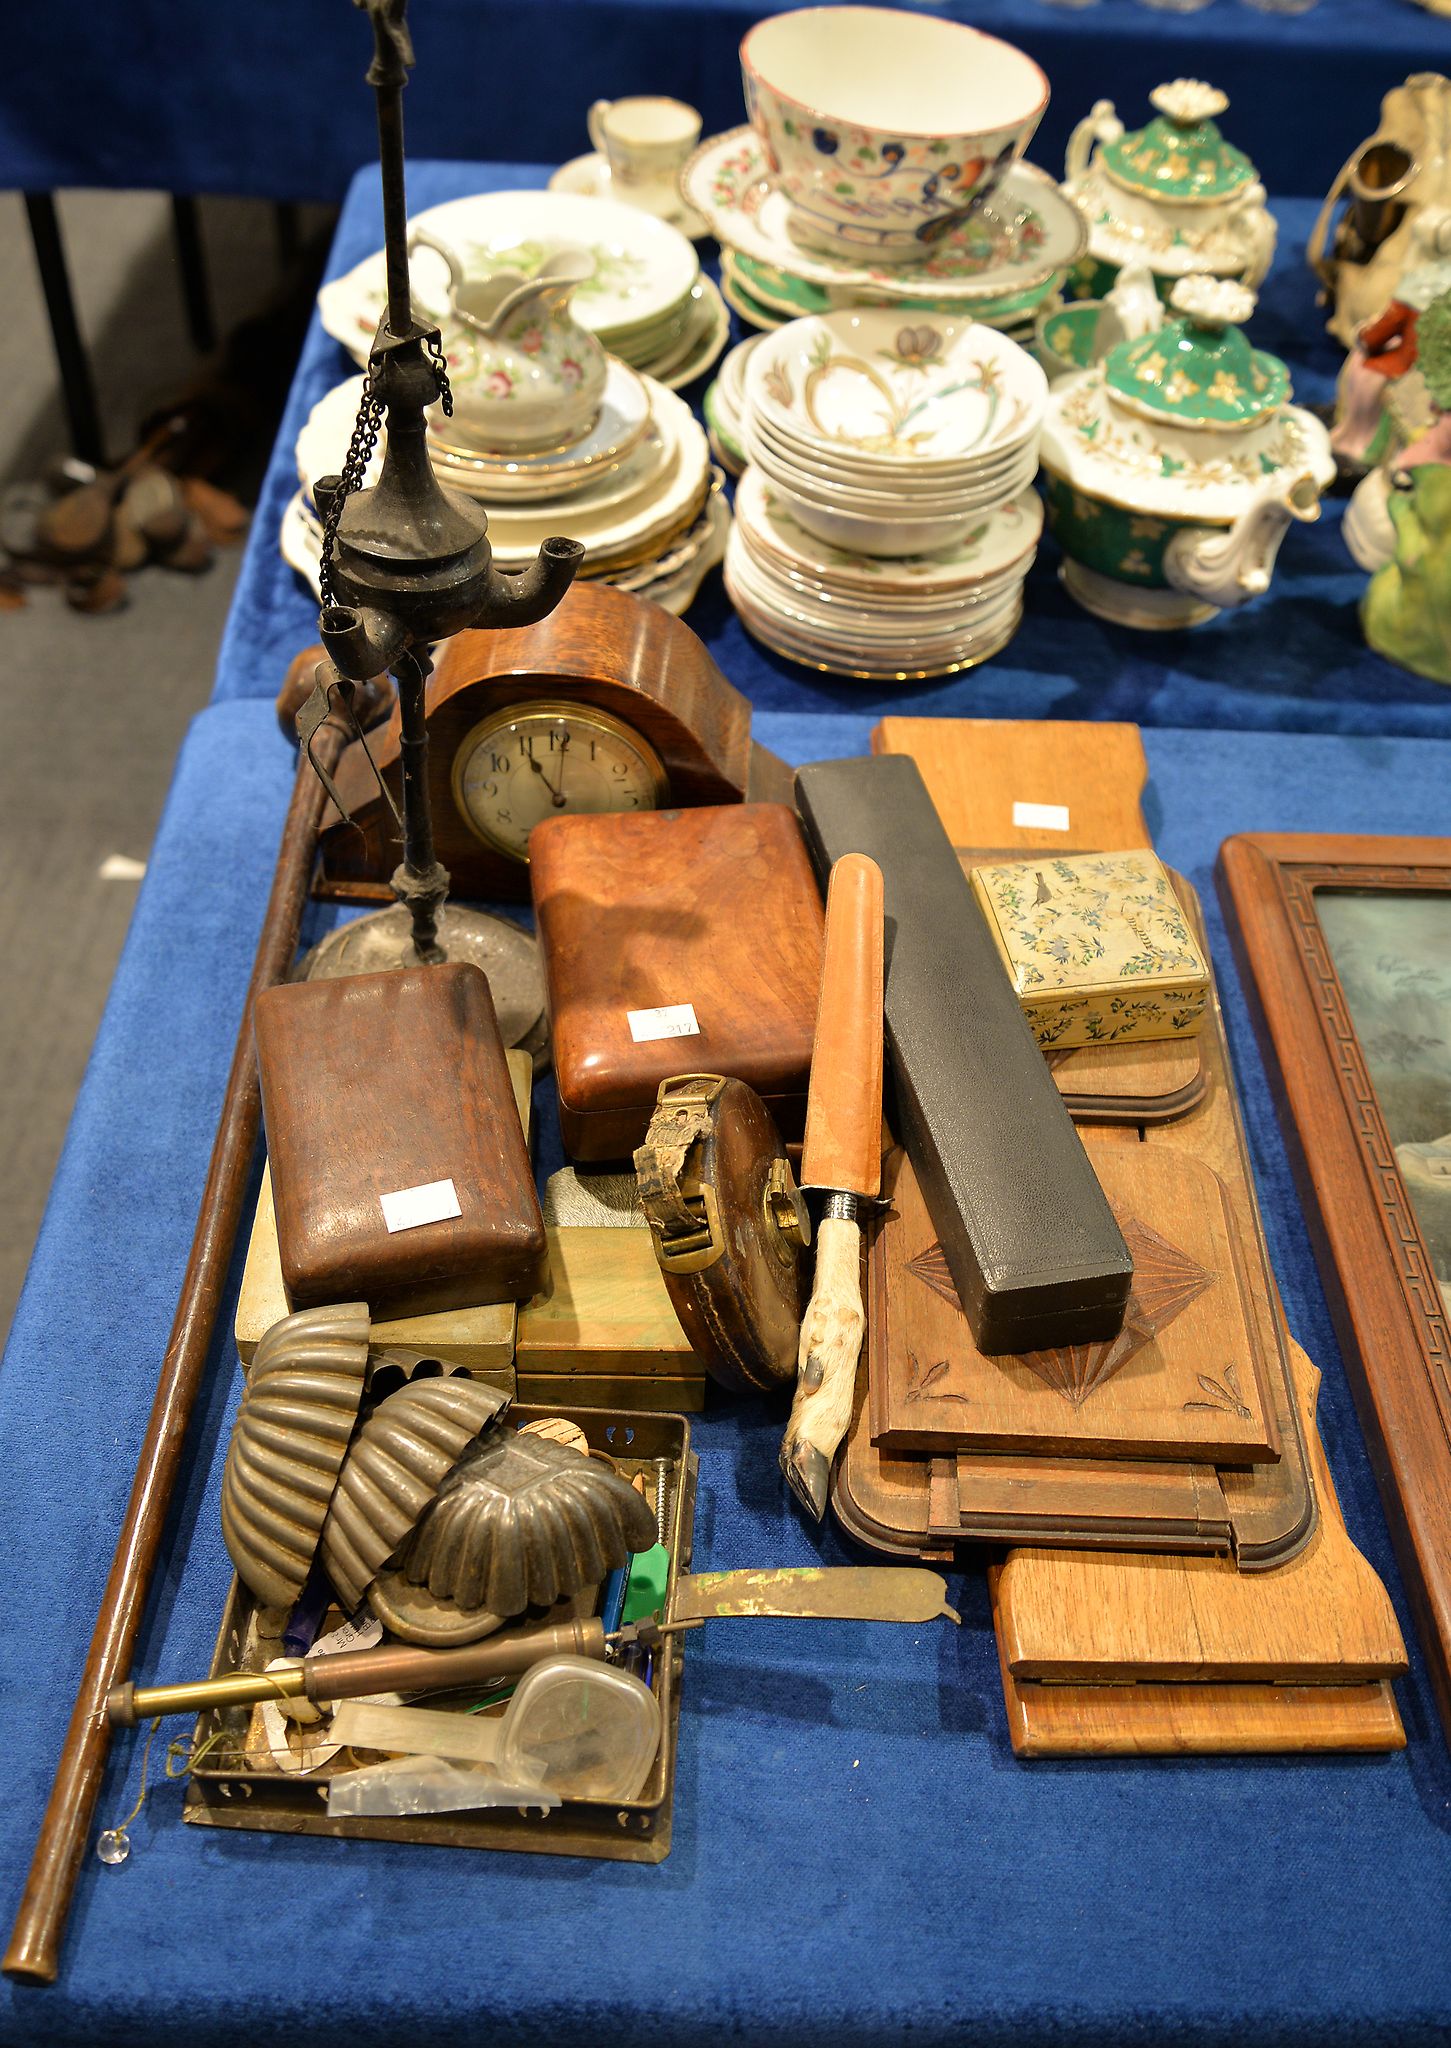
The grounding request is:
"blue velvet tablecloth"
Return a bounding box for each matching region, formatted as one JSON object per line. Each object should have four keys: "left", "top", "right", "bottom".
{"left": 2, "top": 702, "right": 1451, "bottom": 2048}
{"left": 2, "top": 0, "right": 1449, "bottom": 204}
{"left": 217, "top": 157, "right": 1451, "bottom": 736}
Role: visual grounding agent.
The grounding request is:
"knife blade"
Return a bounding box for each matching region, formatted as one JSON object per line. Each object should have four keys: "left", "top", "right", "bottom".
{"left": 670, "top": 1566, "right": 958, "bottom": 1625}
{"left": 780, "top": 852, "right": 885, "bottom": 1520}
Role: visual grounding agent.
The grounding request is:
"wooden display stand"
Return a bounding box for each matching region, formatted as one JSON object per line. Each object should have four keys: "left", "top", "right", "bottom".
{"left": 866, "top": 718, "right": 1408, "bottom": 1755}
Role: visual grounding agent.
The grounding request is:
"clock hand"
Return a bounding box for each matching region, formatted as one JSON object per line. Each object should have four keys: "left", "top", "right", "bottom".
{"left": 528, "top": 754, "right": 568, "bottom": 808}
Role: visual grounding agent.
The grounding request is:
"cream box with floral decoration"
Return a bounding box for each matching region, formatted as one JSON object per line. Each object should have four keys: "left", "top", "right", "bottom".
{"left": 971, "top": 849, "right": 1209, "bottom": 1048}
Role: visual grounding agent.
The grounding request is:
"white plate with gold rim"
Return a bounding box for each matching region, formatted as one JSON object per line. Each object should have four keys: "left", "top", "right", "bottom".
{"left": 318, "top": 188, "right": 699, "bottom": 364}
{"left": 685, "top": 128, "right": 1086, "bottom": 303}
{"left": 728, "top": 528, "right": 1027, "bottom": 642}
{"left": 425, "top": 356, "right": 652, "bottom": 477}
{"left": 550, "top": 150, "right": 711, "bottom": 241}
{"left": 726, "top": 552, "right": 1024, "bottom": 678}
{"left": 297, "top": 374, "right": 708, "bottom": 571}
{"left": 644, "top": 275, "right": 730, "bottom": 387}
{"left": 734, "top": 468, "right": 1043, "bottom": 596}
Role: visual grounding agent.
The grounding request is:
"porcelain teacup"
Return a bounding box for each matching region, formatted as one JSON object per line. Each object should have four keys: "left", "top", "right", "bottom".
{"left": 740, "top": 5, "right": 1047, "bottom": 264}
{"left": 588, "top": 96, "right": 703, "bottom": 218}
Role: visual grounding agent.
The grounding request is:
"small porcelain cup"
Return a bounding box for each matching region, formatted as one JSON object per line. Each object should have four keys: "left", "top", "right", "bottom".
{"left": 741, "top": 6, "right": 1047, "bottom": 264}
{"left": 588, "top": 97, "right": 703, "bottom": 216}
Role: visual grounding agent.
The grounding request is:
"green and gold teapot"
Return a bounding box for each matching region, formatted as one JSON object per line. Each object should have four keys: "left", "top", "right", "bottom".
{"left": 1040, "top": 275, "right": 1334, "bottom": 629}
{"left": 1064, "top": 80, "right": 1276, "bottom": 301}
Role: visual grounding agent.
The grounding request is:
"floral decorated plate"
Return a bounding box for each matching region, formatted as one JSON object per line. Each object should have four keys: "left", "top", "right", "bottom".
{"left": 317, "top": 189, "right": 700, "bottom": 363}
{"left": 683, "top": 128, "right": 1086, "bottom": 302}
{"left": 644, "top": 274, "right": 731, "bottom": 387}
{"left": 745, "top": 309, "right": 1047, "bottom": 466}
{"left": 729, "top": 248, "right": 1062, "bottom": 330}
{"left": 726, "top": 551, "right": 1022, "bottom": 655}
{"left": 734, "top": 468, "right": 1042, "bottom": 593}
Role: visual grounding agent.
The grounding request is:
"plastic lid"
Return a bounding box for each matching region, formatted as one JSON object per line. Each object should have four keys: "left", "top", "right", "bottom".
{"left": 498, "top": 1654, "right": 662, "bottom": 1803}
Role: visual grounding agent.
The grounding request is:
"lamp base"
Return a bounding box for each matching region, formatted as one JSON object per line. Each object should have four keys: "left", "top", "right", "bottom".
{"left": 299, "top": 904, "right": 549, "bottom": 1072}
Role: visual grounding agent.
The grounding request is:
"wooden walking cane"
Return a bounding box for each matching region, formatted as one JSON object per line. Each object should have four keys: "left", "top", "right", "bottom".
{"left": 3, "top": 654, "right": 386, "bottom": 1986}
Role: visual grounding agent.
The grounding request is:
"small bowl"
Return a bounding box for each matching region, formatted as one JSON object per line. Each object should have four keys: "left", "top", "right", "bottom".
{"left": 741, "top": 6, "right": 1047, "bottom": 264}
{"left": 774, "top": 480, "right": 979, "bottom": 560}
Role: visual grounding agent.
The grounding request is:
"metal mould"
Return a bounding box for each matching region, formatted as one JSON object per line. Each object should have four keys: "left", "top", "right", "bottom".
{"left": 321, "top": 1375, "right": 509, "bottom": 1610}
{"left": 398, "top": 1428, "right": 658, "bottom": 1617}
{"left": 220, "top": 1302, "right": 370, "bottom": 1607}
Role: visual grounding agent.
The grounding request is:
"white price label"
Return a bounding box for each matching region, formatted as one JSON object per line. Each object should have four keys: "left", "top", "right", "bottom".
{"left": 627, "top": 1003, "right": 701, "bottom": 1044}
{"left": 380, "top": 1177, "right": 462, "bottom": 1234}
{"left": 1012, "top": 801, "right": 1070, "bottom": 832}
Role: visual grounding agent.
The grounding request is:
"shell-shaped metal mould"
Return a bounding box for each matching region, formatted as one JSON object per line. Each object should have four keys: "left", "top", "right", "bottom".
{"left": 321, "top": 1376, "right": 509, "bottom": 1611}
{"left": 220, "top": 1301, "right": 371, "bottom": 1608}
{"left": 399, "top": 1430, "right": 658, "bottom": 1618}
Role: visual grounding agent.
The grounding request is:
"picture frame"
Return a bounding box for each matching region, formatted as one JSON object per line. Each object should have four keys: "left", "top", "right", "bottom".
{"left": 1217, "top": 832, "right": 1451, "bottom": 1744}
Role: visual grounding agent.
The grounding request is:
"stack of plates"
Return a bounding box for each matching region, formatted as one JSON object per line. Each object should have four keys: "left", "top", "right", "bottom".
{"left": 727, "top": 468, "right": 1043, "bottom": 679}
{"left": 317, "top": 189, "right": 730, "bottom": 392}
{"left": 285, "top": 366, "right": 728, "bottom": 618}
{"left": 683, "top": 128, "right": 1085, "bottom": 343}
{"left": 703, "top": 334, "right": 761, "bottom": 475}
{"left": 724, "top": 308, "right": 1047, "bottom": 676}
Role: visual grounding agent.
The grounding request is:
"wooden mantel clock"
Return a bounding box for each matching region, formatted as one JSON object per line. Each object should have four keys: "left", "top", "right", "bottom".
{"left": 316, "top": 583, "right": 791, "bottom": 903}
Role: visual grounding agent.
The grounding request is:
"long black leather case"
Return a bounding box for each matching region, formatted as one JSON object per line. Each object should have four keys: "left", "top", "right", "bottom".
{"left": 794, "top": 755, "right": 1132, "bottom": 1353}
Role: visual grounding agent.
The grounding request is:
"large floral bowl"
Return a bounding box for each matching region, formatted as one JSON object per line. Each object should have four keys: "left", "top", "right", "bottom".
{"left": 741, "top": 6, "right": 1048, "bottom": 265}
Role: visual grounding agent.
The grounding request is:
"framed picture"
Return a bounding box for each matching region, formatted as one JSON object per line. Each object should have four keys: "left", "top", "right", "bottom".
{"left": 1217, "top": 832, "right": 1451, "bottom": 1743}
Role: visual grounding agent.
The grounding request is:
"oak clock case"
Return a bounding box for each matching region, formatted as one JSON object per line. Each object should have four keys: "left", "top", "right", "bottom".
{"left": 316, "top": 582, "right": 791, "bottom": 904}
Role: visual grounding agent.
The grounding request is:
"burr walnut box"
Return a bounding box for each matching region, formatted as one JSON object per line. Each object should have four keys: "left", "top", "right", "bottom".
{"left": 530, "top": 803, "right": 826, "bottom": 1161}
{"left": 253, "top": 962, "right": 547, "bottom": 1317}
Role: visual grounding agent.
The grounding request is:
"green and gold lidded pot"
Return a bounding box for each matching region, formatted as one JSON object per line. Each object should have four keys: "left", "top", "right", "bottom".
{"left": 1039, "top": 274, "right": 1334, "bottom": 629}
{"left": 1063, "top": 79, "right": 1276, "bottom": 301}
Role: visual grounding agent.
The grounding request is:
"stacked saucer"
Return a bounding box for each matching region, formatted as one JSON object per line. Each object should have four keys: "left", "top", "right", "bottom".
{"left": 318, "top": 189, "right": 729, "bottom": 392}
{"left": 685, "top": 128, "right": 1084, "bottom": 343}
{"left": 726, "top": 468, "right": 1042, "bottom": 679}
{"left": 725, "top": 308, "right": 1046, "bottom": 675}
{"left": 287, "top": 368, "right": 727, "bottom": 617}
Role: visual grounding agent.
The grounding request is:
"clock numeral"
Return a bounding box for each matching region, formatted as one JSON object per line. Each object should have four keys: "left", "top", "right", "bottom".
{"left": 611, "top": 762, "right": 628, "bottom": 779}
{"left": 490, "top": 752, "right": 509, "bottom": 775}
{"left": 497, "top": 810, "right": 512, "bottom": 825}
{"left": 483, "top": 780, "right": 498, "bottom": 798}
{"left": 549, "top": 729, "right": 571, "bottom": 753}
{"left": 518, "top": 734, "right": 535, "bottom": 758}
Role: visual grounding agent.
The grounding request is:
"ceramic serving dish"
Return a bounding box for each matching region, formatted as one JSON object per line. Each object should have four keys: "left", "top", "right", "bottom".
{"left": 745, "top": 308, "right": 1046, "bottom": 466}
{"left": 1032, "top": 263, "right": 1162, "bottom": 382}
{"left": 1039, "top": 275, "right": 1334, "bottom": 628}
{"left": 684, "top": 129, "right": 1087, "bottom": 304}
{"left": 740, "top": 6, "right": 1047, "bottom": 263}
{"left": 1064, "top": 80, "right": 1276, "bottom": 296}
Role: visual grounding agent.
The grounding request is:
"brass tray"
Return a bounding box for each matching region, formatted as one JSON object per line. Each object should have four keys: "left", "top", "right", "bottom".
{"left": 183, "top": 1407, "right": 694, "bottom": 1864}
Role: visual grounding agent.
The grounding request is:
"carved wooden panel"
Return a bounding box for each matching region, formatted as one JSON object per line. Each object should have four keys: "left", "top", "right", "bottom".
{"left": 870, "top": 1143, "right": 1280, "bottom": 1465}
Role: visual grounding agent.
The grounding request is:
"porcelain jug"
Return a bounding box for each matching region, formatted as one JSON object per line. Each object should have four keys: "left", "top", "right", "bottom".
{"left": 408, "top": 229, "right": 609, "bottom": 453}
{"left": 1039, "top": 275, "right": 1334, "bottom": 629}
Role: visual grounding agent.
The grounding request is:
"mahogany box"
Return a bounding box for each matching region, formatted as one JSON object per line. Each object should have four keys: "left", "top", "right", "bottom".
{"left": 253, "top": 961, "right": 547, "bottom": 1317}
{"left": 530, "top": 803, "right": 826, "bottom": 1161}
{"left": 794, "top": 755, "right": 1132, "bottom": 1353}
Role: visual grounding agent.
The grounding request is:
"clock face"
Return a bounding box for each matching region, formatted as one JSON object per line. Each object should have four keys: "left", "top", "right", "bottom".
{"left": 451, "top": 699, "right": 671, "bottom": 862}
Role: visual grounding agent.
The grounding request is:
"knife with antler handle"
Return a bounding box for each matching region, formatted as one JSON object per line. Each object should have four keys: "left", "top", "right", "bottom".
{"left": 780, "top": 853, "right": 885, "bottom": 1520}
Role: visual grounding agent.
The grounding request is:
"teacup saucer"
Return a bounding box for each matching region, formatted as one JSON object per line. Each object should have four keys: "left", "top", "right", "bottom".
{"left": 550, "top": 151, "right": 710, "bottom": 242}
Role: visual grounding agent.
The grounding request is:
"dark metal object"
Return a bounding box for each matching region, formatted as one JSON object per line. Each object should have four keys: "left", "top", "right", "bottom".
{"left": 306, "top": 0, "right": 584, "bottom": 966}
{"left": 400, "top": 1429, "right": 658, "bottom": 1617}
{"left": 2, "top": 702, "right": 358, "bottom": 1987}
{"left": 107, "top": 1615, "right": 607, "bottom": 1728}
{"left": 23, "top": 194, "right": 105, "bottom": 467}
